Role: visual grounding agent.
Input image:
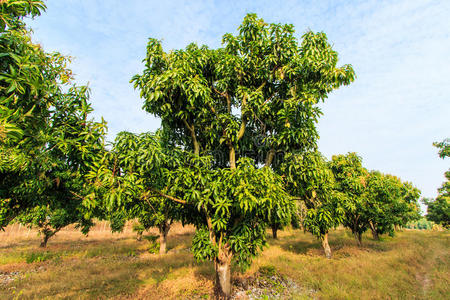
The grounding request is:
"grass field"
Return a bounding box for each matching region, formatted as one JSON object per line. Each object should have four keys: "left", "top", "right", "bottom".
{"left": 0, "top": 223, "right": 448, "bottom": 299}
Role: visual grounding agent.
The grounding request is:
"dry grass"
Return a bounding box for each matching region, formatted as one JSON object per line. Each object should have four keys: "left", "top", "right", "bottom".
{"left": 0, "top": 223, "right": 448, "bottom": 299}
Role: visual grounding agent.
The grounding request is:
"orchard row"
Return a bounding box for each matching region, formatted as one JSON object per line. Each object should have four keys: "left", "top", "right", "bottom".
{"left": 1, "top": 2, "right": 447, "bottom": 299}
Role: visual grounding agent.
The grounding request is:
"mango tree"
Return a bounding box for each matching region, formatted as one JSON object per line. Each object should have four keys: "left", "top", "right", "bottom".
{"left": 86, "top": 131, "right": 185, "bottom": 254}
{"left": 364, "top": 171, "right": 420, "bottom": 240}
{"left": 15, "top": 203, "right": 89, "bottom": 247}
{"left": 424, "top": 139, "right": 449, "bottom": 228}
{"left": 329, "top": 153, "right": 369, "bottom": 246}
{"left": 131, "top": 14, "right": 354, "bottom": 298}
{"left": 0, "top": 0, "right": 107, "bottom": 239}
{"left": 281, "top": 151, "right": 344, "bottom": 258}
{"left": 393, "top": 180, "right": 421, "bottom": 230}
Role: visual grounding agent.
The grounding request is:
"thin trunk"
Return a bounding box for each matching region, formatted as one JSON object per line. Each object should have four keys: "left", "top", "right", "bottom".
{"left": 159, "top": 222, "right": 170, "bottom": 254}
{"left": 353, "top": 218, "right": 362, "bottom": 247}
{"left": 321, "top": 233, "right": 332, "bottom": 259}
{"left": 271, "top": 224, "right": 278, "bottom": 239}
{"left": 371, "top": 228, "right": 379, "bottom": 240}
{"left": 369, "top": 221, "right": 379, "bottom": 240}
{"left": 136, "top": 231, "right": 143, "bottom": 241}
{"left": 214, "top": 249, "right": 232, "bottom": 299}
{"left": 353, "top": 231, "right": 362, "bottom": 247}
{"left": 40, "top": 232, "right": 51, "bottom": 248}
{"left": 229, "top": 146, "right": 236, "bottom": 169}
{"left": 183, "top": 119, "right": 200, "bottom": 155}
{"left": 193, "top": 139, "right": 200, "bottom": 156}
{"left": 265, "top": 149, "right": 275, "bottom": 167}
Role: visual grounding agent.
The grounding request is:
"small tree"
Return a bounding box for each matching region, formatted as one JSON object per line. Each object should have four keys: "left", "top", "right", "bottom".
{"left": 364, "top": 172, "right": 420, "bottom": 240}
{"left": 424, "top": 197, "right": 449, "bottom": 229}
{"left": 329, "top": 153, "right": 368, "bottom": 246}
{"left": 425, "top": 139, "right": 450, "bottom": 228}
{"left": 15, "top": 204, "right": 92, "bottom": 247}
{"left": 86, "top": 131, "right": 185, "bottom": 254}
{"left": 396, "top": 181, "right": 421, "bottom": 229}
{"left": 281, "top": 151, "right": 344, "bottom": 258}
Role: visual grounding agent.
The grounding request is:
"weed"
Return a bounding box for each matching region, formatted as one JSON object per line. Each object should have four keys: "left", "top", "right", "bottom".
{"left": 25, "top": 251, "right": 55, "bottom": 263}
{"left": 145, "top": 235, "right": 160, "bottom": 254}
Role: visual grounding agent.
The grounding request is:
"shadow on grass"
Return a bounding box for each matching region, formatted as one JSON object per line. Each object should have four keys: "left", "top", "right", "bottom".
{"left": 274, "top": 238, "right": 321, "bottom": 255}
{"left": 270, "top": 229, "right": 394, "bottom": 258}
{"left": 0, "top": 240, "right": 33, "bottom": 250}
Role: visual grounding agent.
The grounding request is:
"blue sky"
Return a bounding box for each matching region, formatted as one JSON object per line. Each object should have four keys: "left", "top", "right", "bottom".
{"left": 27, "top": 0, "right": 449, "bottom": 202}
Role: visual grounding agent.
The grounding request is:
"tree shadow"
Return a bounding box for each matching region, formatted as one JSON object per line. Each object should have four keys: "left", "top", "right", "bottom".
{"left": 277, "top": 239, "right": 321, "bottom": 255}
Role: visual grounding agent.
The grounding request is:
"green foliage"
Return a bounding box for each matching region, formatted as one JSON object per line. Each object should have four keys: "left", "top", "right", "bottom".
{"left": 145, "top": 235, "right": 160, "bottom": 254}
{"left": 192, "top": 227, "right": 218, "bottom": 262}
{"left": 132, "top": 222, "right": 145, "bottom": 235}
{"left": 281, "top": 151, "right": 344, "bottom": 240}
{"left": 168, "top": 155, "right": 291, "bottom": 270}
{"left": 329, "top": 153, "right": 368, "bottom": 240}
{"left": 424, "top": 197, "right": 449, "bottom": 228}
{"left": 131, "top": 13, "right": 354, "bottom": 278}
{"left": 16, "top": 205, "right": 77, "bottom": 236}
{"left": 365, "top": 171, "right": 421, "bottom": 236}
{"left": 433, "top": 138, "right": 450, "bottom": 159}
{"left": 0, "top": 0, "right": 107, "bottom": 234}
{"left": 406, "top": 217, "right": 434, "bottom": 230}
{"left": 425, "top": 139, "right": 450, "bottom": 228}
{"left": 86, "top": 131, "right": 183, "bottom": 239}
{"left": 330, "top": 153, "right": 421, "bottom": 243}
{"left": 25, "top": 251, "right": 55, "bottom": 263}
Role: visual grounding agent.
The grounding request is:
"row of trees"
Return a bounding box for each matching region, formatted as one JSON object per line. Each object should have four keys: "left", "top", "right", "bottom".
{"left": 0, "top": 1, "right": 434, "bottom": 298}
{"left": 278, "top": 151, "right": 421, "bottom": 258}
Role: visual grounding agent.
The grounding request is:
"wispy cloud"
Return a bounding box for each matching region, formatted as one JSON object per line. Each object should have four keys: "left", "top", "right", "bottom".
{"left": 27, "top": 0, "right": 450, "bottom": 200}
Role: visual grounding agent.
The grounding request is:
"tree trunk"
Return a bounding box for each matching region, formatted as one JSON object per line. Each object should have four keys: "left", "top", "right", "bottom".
{"left": 136, "top": 231, "right": 143, "bottom": 241}
{"left": 271, "top": 224, "right": 278, "bottom": 239}
{"left": 371, "top": 228, "right": 379, "bottom": 240}
{"left": 321, "top": 233, "right": 332, "bottom": 259}
{"left": 265, "top": 149, "right": 275, "bottom": 167}
{"left": 369, "top": 221, "right": 379, "bottom": 240}
{"left": 214, "top": 250, "right": 232, "bottom": 299}
{"left": 353, "top": 231, "right": 362, "bottom": 247}
{"left": 40, "top": 232, "right": 51, "bottom": 248}
{"left": 229, "top": 146, "right": 236, "bottom": 169}
{"left": 159, "top": 222, "right": 170, "bottom": 254}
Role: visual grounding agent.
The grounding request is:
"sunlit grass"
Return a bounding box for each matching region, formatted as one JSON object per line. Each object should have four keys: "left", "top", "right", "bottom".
{"left": 0, "top": 223, "right": 448, "bottom": 299}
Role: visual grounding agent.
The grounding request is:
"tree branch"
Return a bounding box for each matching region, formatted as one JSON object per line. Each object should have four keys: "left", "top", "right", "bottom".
{"left": 264, "top": 148, "right": 275, "bottom": 167}
{"left": 149, "top": 188, "right": 187, "bottom": 205}
{"left": 237, "top": 94, "right": 247, "bottom": 142}
{"left": 204, "top": 208, "right": 217, "bottom": 247}
{"left": 213, "top": 87, "right": 231, "bottom": 113}
{"left": 182, "top": 119, "right": 200, "bottom": 155}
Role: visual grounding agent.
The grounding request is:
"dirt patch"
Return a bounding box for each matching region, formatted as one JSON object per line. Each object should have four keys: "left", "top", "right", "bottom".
{"left": 0, "top": 271, "right": 22, "bottom": 286}
{"left": 232, "top": 266, "right": 316, "bottom": 299}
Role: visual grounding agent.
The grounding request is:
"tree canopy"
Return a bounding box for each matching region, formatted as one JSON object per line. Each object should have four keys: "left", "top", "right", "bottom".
{"left": 0, "top": 0, "right": 107, "bottom": 244}
{"left": 425, "top": 139, "right": 450, "bottom": 228}
{"left": 86, "top": 131, "right": 185, "bottom": 253}
{"left": 0, "top": 3, "right": 438, "bottom": 299}
{"left": 281, "top": 151, "right": 344, "bottom": 258}
{"left": 130, "top": 13, "right": 355, "bottom": 298}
